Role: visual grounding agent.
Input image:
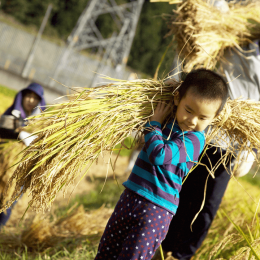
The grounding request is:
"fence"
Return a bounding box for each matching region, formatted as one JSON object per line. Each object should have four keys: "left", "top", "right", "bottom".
{"left": 0, "top": 22, "right": 132, "bottom": 95}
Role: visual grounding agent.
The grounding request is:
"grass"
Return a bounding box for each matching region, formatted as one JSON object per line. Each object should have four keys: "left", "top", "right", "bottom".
{"left": 55, "top": 178, "right": 124, "bottom": 217}
{"left": 194, "top": 167, "right": 260, "bottom": 259}
{"left": 0, "top": 84, "right": 17, "bottom": 114}
{"left": 0, "top": 84, "right": 17, "bottom": 97}
{"left": 0, "top": 244, "right": 98, "bottom": 260}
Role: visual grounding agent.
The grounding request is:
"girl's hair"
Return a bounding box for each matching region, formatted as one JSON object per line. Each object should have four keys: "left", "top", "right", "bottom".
{"left": 22, "top": 89, "right": 40, "bottom": 99}
{"left": 178, "top": 69, "right": 228, "bottom": 114}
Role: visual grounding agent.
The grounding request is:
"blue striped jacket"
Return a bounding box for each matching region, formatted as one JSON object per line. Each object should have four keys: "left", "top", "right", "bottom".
{"left": 123, "top": 120, "right": 205, "bottom": 214}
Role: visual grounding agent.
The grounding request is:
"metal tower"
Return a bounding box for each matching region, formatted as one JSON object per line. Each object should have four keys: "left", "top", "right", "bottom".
{"left": 50, "top": 0, "right": 144, "bottom": 87}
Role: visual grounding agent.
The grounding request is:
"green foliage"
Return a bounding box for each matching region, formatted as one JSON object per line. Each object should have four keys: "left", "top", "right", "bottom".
{"left": 50, "top": 0, "right": 90, "bottom": 39}
{"left": 2, "top": 0, "right": 49, "bottom": 26}
{"left": 1, "top": 0, "right": 29, "bottom": 22}
{"left": 128, "top": 2, "right": 176, "bottom": 78}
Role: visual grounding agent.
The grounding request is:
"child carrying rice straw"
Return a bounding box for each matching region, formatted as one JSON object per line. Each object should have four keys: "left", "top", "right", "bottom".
{"left": 94, "top": 69, "right": 228, "bottom": 260}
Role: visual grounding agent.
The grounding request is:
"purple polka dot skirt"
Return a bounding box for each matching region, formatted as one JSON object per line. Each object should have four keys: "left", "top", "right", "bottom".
{"left": 94, "top": 188, "right": 173, "bottom": 260}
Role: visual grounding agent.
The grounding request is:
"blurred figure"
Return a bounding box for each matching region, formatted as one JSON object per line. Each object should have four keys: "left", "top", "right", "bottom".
{"left": 0, "top": 83, "right": 46, "bottom": 145}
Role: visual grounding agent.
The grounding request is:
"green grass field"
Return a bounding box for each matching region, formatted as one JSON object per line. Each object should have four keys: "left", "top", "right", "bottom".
{"left": 0, "top": 84, "right": 17, "bottom": 114}
{"left": 0, "top": 84, "right": 260, "bottom": 259}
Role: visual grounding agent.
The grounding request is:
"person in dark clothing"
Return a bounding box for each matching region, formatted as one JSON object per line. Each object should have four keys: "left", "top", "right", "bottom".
{"left": 152, "top": 36, "right": 260, "bottom": 260}
{"left": 160, "top": 147, "right": 234, "bottom": 259}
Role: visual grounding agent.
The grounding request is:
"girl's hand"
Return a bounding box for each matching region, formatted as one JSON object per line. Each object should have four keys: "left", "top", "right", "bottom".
{"left": 150, "top": 101, "right": 172, "bottom": 124}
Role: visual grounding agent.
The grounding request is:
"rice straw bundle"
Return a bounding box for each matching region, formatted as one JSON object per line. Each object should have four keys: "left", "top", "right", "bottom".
{"left": 0, "top": 204, "right": 113, "bottom": 252}
{"left": 154, "top": 0, "right": 260, "bottom": 72}
{"left": 1, "top": 78, "right": 260, "bottom": 213}
{"left": 0, "top": 141, "right": 25, "bottom": 207}
{"left": 207, "top": 99, "right": 260, "bottom": 173}
{"left": 20, "top": 205, "right": 113, "bottom": 250}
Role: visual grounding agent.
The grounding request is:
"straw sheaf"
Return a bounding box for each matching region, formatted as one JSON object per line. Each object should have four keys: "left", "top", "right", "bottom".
{"left": 0, "top": 204, "right": 113, "bottom": 252}
{"left": 163, "top": 0, "right": 260, "bottom": 72}
{"left": 2, "top": 79, "right": 178, "bottom": 213}
{"left": 1, "top": 78, "right": 260, "bottom": 212}
{"left": 20, "top": 205, "right": 113, "bottom": 249}
{"left": 210, "top": 99, "right": 260, "bottom": 146}
{"left": 0, "top": 141, "right": 25, "bottom": 207}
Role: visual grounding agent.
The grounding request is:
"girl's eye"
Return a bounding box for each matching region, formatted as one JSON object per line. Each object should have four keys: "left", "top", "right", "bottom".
{"left": 185, "top": 109, "right": 191, "bottom": 114}
{"left": 200, "top": 118, "right": 206, "bottom": 121}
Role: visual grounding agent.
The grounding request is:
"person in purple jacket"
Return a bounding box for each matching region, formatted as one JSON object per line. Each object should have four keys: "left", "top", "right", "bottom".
{"left": 94, "top": 69, "right": 228, "bottom": 260}
{"left": 0, "top": 82, "right": 46, "bottom": 141}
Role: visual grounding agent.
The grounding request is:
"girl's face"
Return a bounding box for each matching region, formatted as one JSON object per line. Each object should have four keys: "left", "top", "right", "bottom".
{"left": 22, "top": 91, "right": 40, "bottom": 116}
{"left": 173, "top": 90, "right": 221, "bottom": 132}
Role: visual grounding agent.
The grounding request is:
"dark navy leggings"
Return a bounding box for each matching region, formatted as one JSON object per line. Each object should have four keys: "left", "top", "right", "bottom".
{"left": 162, "top": 147, "right": 233, "bottom": 259}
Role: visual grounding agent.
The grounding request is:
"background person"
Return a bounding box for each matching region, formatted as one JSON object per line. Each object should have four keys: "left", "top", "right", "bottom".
{"left": 152, "top": 37, "right": 260, "bottom": 260}
{"left": 0, "top": 82, "right": 46, "bottom": 144}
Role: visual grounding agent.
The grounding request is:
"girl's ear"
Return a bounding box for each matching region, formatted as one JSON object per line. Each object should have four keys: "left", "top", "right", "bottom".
{"left": 174, "top": 91, "right": 180, "bottom": 106}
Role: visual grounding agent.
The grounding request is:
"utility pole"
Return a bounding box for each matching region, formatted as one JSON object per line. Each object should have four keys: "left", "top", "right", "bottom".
{"left": 22, "top": 4, "right": 52, "bottom": 78}
{"left": 49, "top": 0, "right": 144, "bottom": 88}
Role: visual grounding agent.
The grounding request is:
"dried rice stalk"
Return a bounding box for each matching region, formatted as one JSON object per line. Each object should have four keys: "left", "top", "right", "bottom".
{"left": 1, "top": 78, "right": 260, "bottom": 212}
{"left": 208, "top": 234, "right": 241, "bottom": 260}
{"left": 0, "top": 204, "right": 113, "bottom": 252}
{"left": 158, "top": 0, "right": 260, "bottom": 71}
{"left": 0, "top": 141, "right": 25, "bottom": 207}
{"left": 20, "top": 205, "right": 112, "bottom": 249}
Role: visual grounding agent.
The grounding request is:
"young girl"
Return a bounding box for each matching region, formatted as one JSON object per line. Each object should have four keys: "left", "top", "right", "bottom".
{"left": 94, "top": 69, "right": 228, "bottom": 260}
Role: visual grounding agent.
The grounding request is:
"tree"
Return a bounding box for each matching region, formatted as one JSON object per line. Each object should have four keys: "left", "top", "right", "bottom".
{"left": 50, "top": 0, "right": 90, "bottom": 39}
{"left": 128, "top": 2, "right": 176, "bottom": 78}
